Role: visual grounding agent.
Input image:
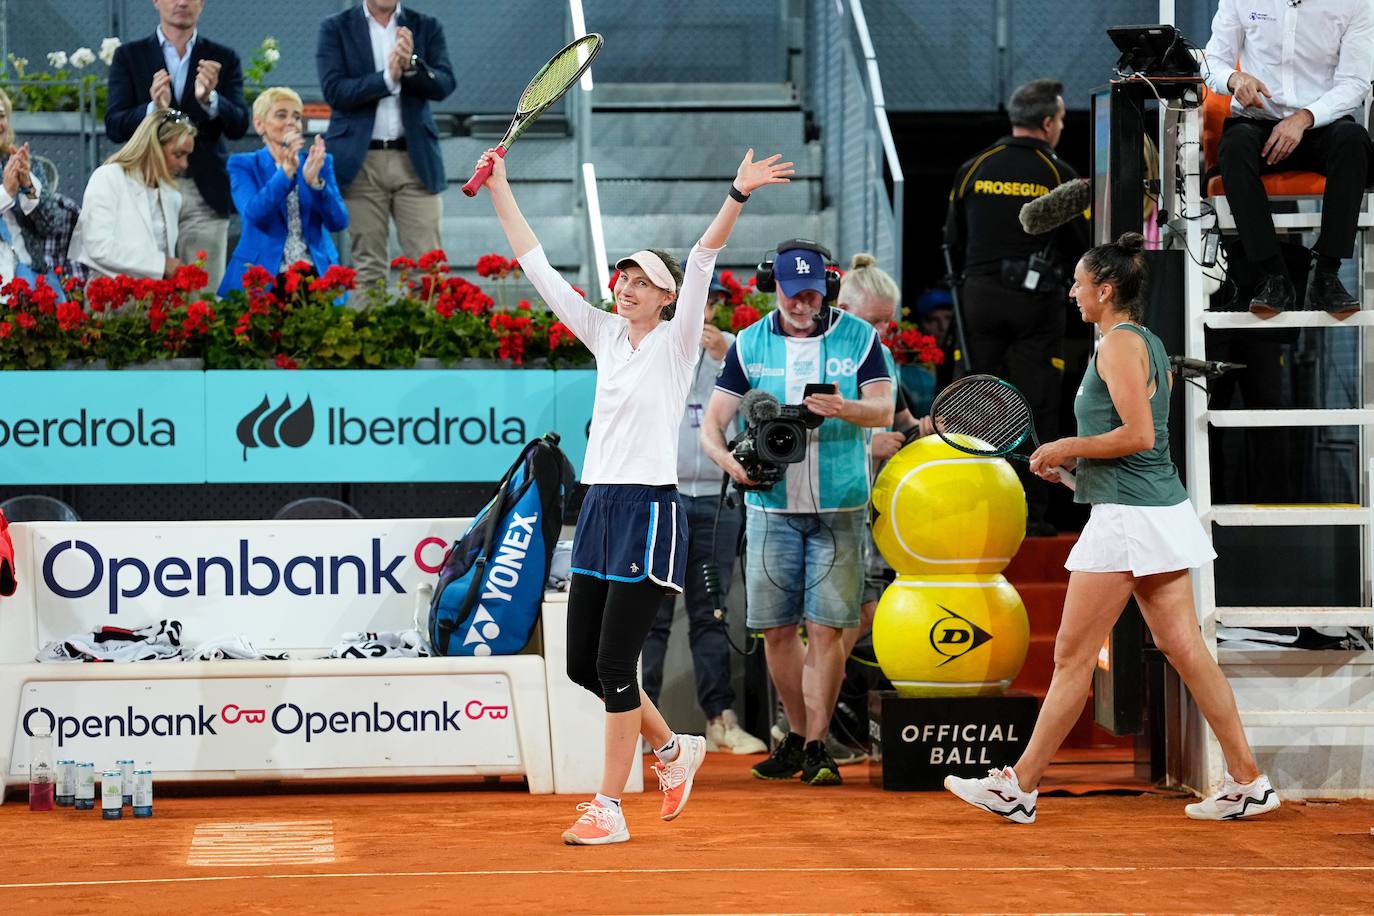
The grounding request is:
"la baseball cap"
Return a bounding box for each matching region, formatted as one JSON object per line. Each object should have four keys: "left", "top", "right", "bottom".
{"left": 774, "top": 247, "right": 828, "bottom": 297}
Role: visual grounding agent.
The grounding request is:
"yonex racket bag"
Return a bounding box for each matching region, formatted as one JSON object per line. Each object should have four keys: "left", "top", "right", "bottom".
{"left": 428, "top": 433, "right": 573, "bottom": 656}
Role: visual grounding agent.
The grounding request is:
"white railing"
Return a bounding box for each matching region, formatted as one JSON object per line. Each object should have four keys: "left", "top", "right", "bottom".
{"left": 568, "top": 0, "right": 608, "bottom": 296}
{"left": 806, "top": 0, "right": 905, "bottom": 283}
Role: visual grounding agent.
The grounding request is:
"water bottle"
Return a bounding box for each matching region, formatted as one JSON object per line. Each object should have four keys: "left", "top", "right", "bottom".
{"left": 133, "top": 767, "right": 154, "bottom": 818}
{"left": 118, "top": 760, "right": 135, "bottom": 805}
{"left": 28, "top": 731, "right": 55, "bottom": 812}
{"left": 100, "top": 769, "right": 123, "bottom": 819}
{"left": 74, "top": 762, "right": 95, "bottom": 810}
{"left": 55, "top": 760, "right": 76, "bottom": 807}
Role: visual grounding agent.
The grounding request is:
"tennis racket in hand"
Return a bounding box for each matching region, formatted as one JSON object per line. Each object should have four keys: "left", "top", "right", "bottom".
{"left": 462, "top": 33, "right": 604, "bottom": 196}
{"left": 928, "top": 374, "right": 1077, "bottom": 491}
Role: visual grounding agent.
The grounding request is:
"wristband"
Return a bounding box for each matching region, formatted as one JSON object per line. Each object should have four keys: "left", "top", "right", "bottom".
{"left": 728, "top": 184, "right": 750, "bottom": 203}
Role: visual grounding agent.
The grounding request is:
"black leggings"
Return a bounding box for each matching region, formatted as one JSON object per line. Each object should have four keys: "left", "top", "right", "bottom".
{"left": 566, "top": 573, "right": 667, "bottom": 714}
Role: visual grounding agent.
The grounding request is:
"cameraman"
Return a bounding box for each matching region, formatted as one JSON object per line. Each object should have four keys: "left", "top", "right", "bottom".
{"left": 700, "top": 242, "right": 892, "bottom": 786}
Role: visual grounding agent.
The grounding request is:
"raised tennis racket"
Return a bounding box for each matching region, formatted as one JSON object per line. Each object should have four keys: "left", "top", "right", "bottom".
{"left": 929, "top": 374, "right": 1077, "bottom": 490}
{"left": 461, "top": 33, "right": 604, "bottom": 197}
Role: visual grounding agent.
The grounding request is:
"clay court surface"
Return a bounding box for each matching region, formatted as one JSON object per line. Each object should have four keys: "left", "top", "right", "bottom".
{"left": 2, "top": 755, "right": 1371, "bottom": 915}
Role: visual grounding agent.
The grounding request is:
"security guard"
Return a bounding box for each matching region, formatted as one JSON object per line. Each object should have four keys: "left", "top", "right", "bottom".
{"left": 944, "top": 77, "right": 1087, "bottom": 536}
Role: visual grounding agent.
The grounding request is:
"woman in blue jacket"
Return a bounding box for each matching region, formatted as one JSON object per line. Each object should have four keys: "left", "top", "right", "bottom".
{"left": 219, "top": 87, "right": 348, "bottom": 296}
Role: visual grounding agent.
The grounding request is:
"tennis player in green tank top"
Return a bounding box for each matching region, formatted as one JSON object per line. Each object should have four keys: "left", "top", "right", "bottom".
{"left": 945, "top": 233, "right": 1279, "bottom": 824}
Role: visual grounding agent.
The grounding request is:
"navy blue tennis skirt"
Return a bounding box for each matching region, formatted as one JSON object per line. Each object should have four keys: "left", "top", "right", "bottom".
{"left": 570, "top": 484, "right": 688, "bottom": 592}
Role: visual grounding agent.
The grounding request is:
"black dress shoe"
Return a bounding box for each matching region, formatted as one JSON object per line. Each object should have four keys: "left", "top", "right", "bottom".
{"left": 1248, "top": 273, "right": 1295, "bottom": 319}
{"left": 1307, "top": 271, "right": 1360, "bottom": 319}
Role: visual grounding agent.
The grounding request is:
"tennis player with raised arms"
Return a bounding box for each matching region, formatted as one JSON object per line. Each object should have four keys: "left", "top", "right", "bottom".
{"left": 944, "top": 232, "right": 1278, "bottom": 824}
{"left": 475, "top": 145, "right": 793, "bottom": 845}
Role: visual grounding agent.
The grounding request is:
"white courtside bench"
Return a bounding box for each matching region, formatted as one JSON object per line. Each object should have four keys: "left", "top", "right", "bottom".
{"left": 0, "top": 519, "right": 640, "bottom": 802}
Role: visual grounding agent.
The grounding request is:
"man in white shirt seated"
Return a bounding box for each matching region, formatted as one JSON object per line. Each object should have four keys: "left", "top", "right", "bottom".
{"left": 1204, "top": 0, "right": 1374, "bottom": 319}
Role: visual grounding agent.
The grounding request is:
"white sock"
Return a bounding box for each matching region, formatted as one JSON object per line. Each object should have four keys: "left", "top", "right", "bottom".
{"left": 654, "top": 735, "right": 680, "bottom": 764}
{"left": 594, "top": 792, "right": 620, "bottom": 809}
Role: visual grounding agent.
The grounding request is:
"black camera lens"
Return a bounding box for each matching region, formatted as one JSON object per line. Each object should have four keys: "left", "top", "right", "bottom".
{"left": 760, "top": 421, "right": 806, "bottom": 463}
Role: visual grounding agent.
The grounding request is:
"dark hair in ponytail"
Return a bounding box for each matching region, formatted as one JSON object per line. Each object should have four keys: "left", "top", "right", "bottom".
{"left": 1081, "top": 232, "right": 1149, "bottom": 322}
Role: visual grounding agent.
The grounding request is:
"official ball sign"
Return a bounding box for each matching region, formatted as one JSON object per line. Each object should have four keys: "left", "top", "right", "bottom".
{"left": 868, "top": 690, "right": 1040, "bottom": 790}
{"left": 10, "top": 674, "right": 522, "bottom": 776}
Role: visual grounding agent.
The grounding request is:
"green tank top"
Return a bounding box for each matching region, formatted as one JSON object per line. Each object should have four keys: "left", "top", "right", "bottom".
{"left": 1073, "top": 323, "right": 1189, "bottom": 507}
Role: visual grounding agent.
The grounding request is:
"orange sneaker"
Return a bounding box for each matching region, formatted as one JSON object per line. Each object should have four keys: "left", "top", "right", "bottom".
{"left": 561, "top": 801, "right": 629, "bottom": 845}
{"left": 652, "top": 733, "right": 706, "bottom": 821}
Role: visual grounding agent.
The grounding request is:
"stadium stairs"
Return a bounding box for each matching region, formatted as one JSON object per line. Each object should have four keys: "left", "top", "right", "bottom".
{"left": 439, "top": 82, "right": 826, "bottom": 285}
{"left": 1003, "top": 534, "right": 1133, "bottom": 750}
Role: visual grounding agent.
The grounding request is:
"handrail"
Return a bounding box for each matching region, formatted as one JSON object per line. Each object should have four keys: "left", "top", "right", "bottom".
{"left": 582, "top": 163, "right": 611, "bottom": 297}
{"left": 848, "top": 0, "right": 905, "bottom": 287}
{"left": 568, "top": 0, "right": 607, "bottom": 296}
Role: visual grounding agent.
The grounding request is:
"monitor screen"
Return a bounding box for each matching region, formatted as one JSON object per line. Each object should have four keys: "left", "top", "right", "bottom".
{"left": 1091, "top": 87, "right": 1112, "bottom": 247}
{"left": 1106, "top": 24, "right": 1200, "bottom": 79}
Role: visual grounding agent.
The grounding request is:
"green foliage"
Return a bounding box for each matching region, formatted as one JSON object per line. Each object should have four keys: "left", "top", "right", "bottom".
{"left": 242, "top": 37, "right": 281, "bottom": 106}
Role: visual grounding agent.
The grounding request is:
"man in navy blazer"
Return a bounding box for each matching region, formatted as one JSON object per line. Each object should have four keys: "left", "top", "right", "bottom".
{"left": 106, "top": 0, "right": 249, "bottom": 291}
{"left": 317, "top": 1, "right": 455, "bottom": 288}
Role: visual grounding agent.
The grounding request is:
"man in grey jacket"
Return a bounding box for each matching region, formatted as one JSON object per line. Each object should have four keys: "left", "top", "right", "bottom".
{"left": 640, "top": 300, "right": 767, "bottom": 754}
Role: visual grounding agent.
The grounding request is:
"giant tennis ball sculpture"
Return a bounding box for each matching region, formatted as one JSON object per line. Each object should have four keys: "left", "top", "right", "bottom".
{"left": 870, "top": 435, "right": 1026, "bottom": 576}
{"left": 872, "top": 574, "right": 1030, "bottom": 697}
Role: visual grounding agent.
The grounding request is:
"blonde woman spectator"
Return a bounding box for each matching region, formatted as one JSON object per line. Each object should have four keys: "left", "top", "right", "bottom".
{"left": 220, "top": 87, "right": 348, "bottom": 295}
{"left": 69, "top": 109, "right": 197, "bottom": 280}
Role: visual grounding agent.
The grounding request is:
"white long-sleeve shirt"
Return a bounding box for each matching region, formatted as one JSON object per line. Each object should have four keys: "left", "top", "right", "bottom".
{"left": 518, "top": 241, "right": 720, "bottom": 486}
{"left": 365, "top": 3, "right": 404, "bottom": 141}
{"left": 1203, "top": 0, "right": 1374, "bottom": 129}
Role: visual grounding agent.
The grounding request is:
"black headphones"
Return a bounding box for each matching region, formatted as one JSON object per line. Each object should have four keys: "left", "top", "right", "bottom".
{"left": 755, "top": 239, "right": 842, "bottom": 304}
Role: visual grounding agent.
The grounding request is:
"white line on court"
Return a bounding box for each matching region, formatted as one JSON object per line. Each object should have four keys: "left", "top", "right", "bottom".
{"left": 2, "top": 864, "right": 1373, "bottom": 891}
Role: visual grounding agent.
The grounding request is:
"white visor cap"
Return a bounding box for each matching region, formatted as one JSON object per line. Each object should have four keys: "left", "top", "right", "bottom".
{"left": 614, "top": 250, "right": 677, "bottom": 293}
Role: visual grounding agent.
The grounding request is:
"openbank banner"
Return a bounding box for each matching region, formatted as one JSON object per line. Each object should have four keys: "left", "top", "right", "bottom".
{"left": 29, "top": 519, "right": 465, "bottom": 648}
{"left": 10, "top": 674, "right": 521, "bottom": 775}
{"left": 0, "top": 370, "right": 594, "bottom": 484}
{"left": 205, "top": 370, "right": 594, "bottom": 482}
{"left": 0, "top": 371, "right": 207, "bottom": 483}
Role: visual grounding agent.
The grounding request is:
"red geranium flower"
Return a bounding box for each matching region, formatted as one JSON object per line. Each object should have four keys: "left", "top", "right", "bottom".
{"left": 242, "top": 264, "right": 275, "bottom": 291}
{"left": 475, "top": 253, "right": 509, "bottom": 278}
{"left": 418, "top": 249, "right": 449, "bottom": 271}
{"left": 173, "top": 263, "right": 210, "bottom": 292}
{"left": 309, "top": 265, "right": 357, "bottom": 293}
{"left": 730, "top": 304, "right": 760, "bottom": 331}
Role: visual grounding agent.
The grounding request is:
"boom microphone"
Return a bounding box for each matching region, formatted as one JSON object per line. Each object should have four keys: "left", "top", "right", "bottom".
{"left": 1019, "top": 178, "right": 1092, "bottom": 235}
{"left": 739, "top": 389, "right": 781, "bottom": 426}
{"left": 1168, "top": 355, "right": 1246, "bottom": 379}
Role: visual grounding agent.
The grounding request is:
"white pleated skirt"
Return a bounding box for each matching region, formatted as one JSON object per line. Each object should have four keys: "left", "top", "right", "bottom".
{"left": 1064, "top": 500, "right": 1217, "bottom": 577}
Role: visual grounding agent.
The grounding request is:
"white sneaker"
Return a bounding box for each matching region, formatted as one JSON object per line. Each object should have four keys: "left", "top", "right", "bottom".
{"left": 770, "top": 708, "right": 789, "bottom": 744}
{"left": 944, "top": 766, "right": 1038, "bottom": 824}
{"left": 1185, "top": 773, "right": 1280, "bottom": 821}
{"left": 706, "top": 710, "right": 768, "bottom": 755}
{"left": 561, "top": 801, "right": 630, "bottom": 845}
{"left": 652, "top": 734, "right": 707, "bottom": 821}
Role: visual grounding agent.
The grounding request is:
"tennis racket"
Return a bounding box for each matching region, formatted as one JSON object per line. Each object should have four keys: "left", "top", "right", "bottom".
{"left": 461, "top": 33, "right": 604, "bottom": 197}
{"left": 929, "top": 374, "right": 1077, "bottom": 491}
